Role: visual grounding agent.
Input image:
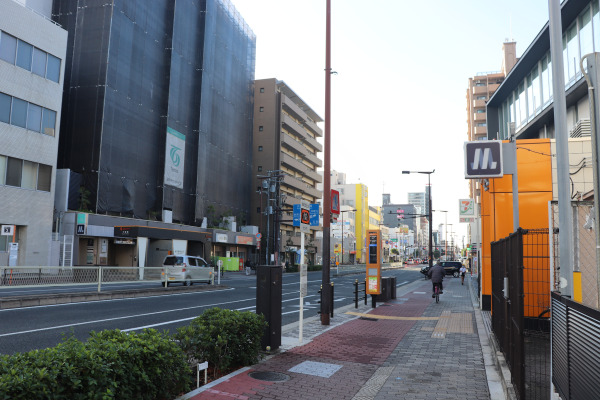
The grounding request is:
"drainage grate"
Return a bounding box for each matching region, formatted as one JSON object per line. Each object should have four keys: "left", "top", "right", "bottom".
{"left": 248, "top": 371, "right": 290, "bottom": 382}
{"left": 359, "top": 317, "right": 378, "bottom": 321}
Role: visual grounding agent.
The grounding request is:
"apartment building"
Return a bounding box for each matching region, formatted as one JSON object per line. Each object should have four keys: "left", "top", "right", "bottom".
{"left": 0, "top": 0, "right": 67, "bottom": 266}
{"left": 250, "top": 79, "right": 323, "bottom": 264}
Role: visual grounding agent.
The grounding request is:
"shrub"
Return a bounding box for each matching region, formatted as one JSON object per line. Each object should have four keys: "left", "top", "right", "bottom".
{"left": 0, "top": 330, "right": 190, "bottom": 400}
{"left": 175, "top": 308, "right": 265, "bottom": 377}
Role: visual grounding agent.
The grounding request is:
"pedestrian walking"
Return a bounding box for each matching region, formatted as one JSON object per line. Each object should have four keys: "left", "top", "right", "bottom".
{"left": 460, "top": 264, "right": 467, "bottom": 285}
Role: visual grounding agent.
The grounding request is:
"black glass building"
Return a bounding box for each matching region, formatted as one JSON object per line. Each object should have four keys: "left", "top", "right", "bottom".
{"left": 53, "top": 0, "right": 255, "bottom": 225}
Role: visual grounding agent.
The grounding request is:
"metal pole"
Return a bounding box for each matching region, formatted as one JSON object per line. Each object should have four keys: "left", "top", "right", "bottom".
{"left": 341, "top": 212, "right": 344, "bottom": 265}
{"left": 321, "top": 0, "right": 332, "bottom": 325}
{"left": 549, "top": 0, "right": 574, "bottom": 296}
{"left": 428, "top": 175, "right": 433, "bottom": 268}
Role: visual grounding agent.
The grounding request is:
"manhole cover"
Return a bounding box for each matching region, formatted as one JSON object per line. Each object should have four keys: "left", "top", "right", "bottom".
{"left": 249, "top": 371, "right": 290, "bottom": 382}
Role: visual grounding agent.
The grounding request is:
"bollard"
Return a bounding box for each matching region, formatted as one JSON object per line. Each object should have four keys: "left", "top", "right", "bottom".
{"left": 354, "top": 279, "right": 358, "bottom": 309}
{"left": 364, "top": 279, "right": 368, "bottom": 305}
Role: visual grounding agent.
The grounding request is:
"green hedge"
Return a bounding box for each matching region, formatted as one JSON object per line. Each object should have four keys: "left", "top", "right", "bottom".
{"left": 0, "top": 329, "right": 190, "bottom": 400}
{"left": 0, "top": 309, "right": 265, "bottom": 399}
{"left": 175, "top": 308, "right": 265, "bottom": 377}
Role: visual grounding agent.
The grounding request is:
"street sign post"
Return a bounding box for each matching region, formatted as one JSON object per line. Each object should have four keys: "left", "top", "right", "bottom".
{"left": 464, "top": 141, "right": 503, "bottom": 178}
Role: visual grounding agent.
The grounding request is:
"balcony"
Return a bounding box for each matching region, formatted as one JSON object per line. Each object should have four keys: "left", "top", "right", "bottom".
{"left": 282, "top": 174, "right": 322, "bottom": 199}
{"left": 304, "top": 118, "right": 322, "bottom": 137}
{"left": 282, "top": 114, "right": 323, "bottom": 152}
{"left": 474, "top": 126, "right": 487, "bottom": 135}
{"left": 473, "top": 112, "right": 486, "bottom": 122}
{"left": 282, "top": 96, "right": 309, "bottom": 124}
{"left": 473, "top": 99, "right": 486, "bottom": 108}
{"left": 281, "top": 135, "right": 323, "bottom": 168}
{"left": 472, "top": 85, "right": 487, "bottom": 95}
{"left": 281, "top": 153, "right": 322, "bottom": 183}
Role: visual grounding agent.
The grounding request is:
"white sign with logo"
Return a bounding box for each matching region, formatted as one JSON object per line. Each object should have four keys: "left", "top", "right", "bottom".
{"left": 459, "top": 199, "right": 476, "bottom": 223}
{"left": 8, "top": 242, "right": 18, "bottom": 266}
{"left": 164, "top": 127, "right": 185, "bottom": 189}
{"left": 1, "top": 225, "right": 14, "bottom": 236}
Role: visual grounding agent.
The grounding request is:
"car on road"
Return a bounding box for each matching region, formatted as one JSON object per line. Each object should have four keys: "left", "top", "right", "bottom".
{"left": 162, "top": 255, "right": 214, "bottom": 286}
{"left": 420, "top": 261, "right": 463, "bottom": 278}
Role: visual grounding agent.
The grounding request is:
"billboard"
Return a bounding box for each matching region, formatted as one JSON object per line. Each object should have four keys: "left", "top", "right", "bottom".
{"left": 164, "top": 127, "right": 186, "bottom": 189}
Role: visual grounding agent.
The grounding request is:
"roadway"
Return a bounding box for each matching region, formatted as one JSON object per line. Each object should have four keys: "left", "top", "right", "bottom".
{"left": 0, "top": 266, "right": 422, "bottom": 355}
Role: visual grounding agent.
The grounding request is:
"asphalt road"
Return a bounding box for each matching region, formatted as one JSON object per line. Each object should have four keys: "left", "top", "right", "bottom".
{"left": 0, "top": 266, "right": 422, "bottom": 355}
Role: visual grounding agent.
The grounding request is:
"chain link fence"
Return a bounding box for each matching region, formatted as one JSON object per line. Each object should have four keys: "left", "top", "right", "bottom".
{"left": 550, "top": 201, "right": 599, "bottom": 309}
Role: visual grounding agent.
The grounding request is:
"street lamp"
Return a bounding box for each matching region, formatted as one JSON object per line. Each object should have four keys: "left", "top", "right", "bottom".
{"left": 340, "top": 209, "right": 356, "bottom": 264}
{"left": 435, "top": 210, "right": 448, "bottom": 261}
{"left": 402, "top": 170, "right": 435, "bottom": 268}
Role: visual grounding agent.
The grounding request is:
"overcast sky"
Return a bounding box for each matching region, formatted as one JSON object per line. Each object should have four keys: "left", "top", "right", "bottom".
{"left": 232, "top": 0, "right": 551, "bottom": 242}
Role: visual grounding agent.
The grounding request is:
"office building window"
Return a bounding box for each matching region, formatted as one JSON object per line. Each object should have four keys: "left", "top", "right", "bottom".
{"left": 0, "top": 154, "right": 51, "bottom": 192}
{"left": 0, "top": 155, "right": 5, "bottom": 185}
{"left": 32, "top": 47, "right": 46, "bottom": 77}
{"left": 42, "top": 108, "right": 56, "bottom": 136}
{"left": 259, "top": 107, "right": 264, "bottom": 112}
{"left": 46, "top": 54, "right": 60, "bottom": 83}
{"left": 16, "top": 40, "right": 32, "bottom": 71}
{"left": 6, "top": 157, "right": 22, "bottom": 187}
{"left": 0, "top": 31, "right": 61, "bottom": 83}
{"left": 257, "top": 166, "right": 262, "bottom": 172}
{"left": 37, "top": 164, "right": 51, "bottom": 191}
{"left": 26, "top": 103, "right": 42, "bottom": 133}
{"left": 0, "top": 32, "right": 16, "bottom": 64}
{"left": 259, "top": 126, "right": 263, "bottom": 131}
{"left": 0, "top": 93, "right": 10, "bottom": 124}
{"left": 258, "top": 146, "right": 263, "bottom": 151}
{"left": 260, "top": 88, "right": 264, "bottom": 93}
{"left": 21, "top": 160, "right": 37, "bottom": 190}
{"left": 257, "top": 207, "right": 261, "bottom": 214}
{"left": 10, "top": 98, "right": 27, "bottom": 128}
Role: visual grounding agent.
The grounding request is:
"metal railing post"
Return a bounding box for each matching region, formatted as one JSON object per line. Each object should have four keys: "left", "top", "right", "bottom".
{"left": 364, "top": 279, "right": 367, "bottom": 305}
{"left": 97, "top": 267, "right": 102, "bottom": 292}
{"left": 354, "top": 279, "right": 358, "bottom": 308}
{"left": 331, "top": 282, "right": 334, "bottom": 318}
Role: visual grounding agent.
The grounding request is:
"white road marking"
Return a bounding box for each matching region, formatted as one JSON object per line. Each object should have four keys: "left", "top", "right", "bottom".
{"left": 0, "top": 295, "right": 255, "bottom": 337}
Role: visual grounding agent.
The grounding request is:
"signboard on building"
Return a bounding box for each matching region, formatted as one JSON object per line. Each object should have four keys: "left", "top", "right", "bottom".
{"left": 1, "top": 225, "right": 14, "bottom": 236}
{"left": 464, "top": 141, "right": 503, "bottom": 178}
{"left": 459, "top": 199, "right": 476, "bottom": 223}
{"left": 164, "top": 127, "right": 186, "bottom": 189}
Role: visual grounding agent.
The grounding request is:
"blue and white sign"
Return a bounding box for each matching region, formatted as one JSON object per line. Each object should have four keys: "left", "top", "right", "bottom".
{"left": 164, "top": 127, "right": 186, "bottom": 189}
{"left": 310, "top": 203, "right": 320, "bottom": 226}
{"left": 293, "top": 204, "right": 301, "bottom": 227}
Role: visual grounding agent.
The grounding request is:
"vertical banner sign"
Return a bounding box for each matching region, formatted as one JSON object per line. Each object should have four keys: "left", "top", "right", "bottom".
{"left": 459, "top": 199, "right": 476, "bottom": 223}
{"left": 164, "top": 127, "right": 186, "bottom": 189}
{"left": 365, "top": 230, "right": 381, "bottom": 295}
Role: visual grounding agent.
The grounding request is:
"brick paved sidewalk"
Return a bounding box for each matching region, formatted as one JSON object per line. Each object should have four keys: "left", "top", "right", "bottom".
{"left": 181, "top": 277, "right": 493, "bottom": 400}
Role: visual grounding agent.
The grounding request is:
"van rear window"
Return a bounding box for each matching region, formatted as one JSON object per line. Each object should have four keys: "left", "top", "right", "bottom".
{"left": 164, "top": 256, "right": 183, "bottom": 265}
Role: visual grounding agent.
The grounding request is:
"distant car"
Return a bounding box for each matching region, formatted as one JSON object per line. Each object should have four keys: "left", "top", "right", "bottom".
{"left": 162, "top": 255, "right": 214, "bottom": 286}
{"left": 420, "top": 259, "right": 428, "bottom": 264}
{"left": 439, "top": 261, "right": 463, "bottom": 278}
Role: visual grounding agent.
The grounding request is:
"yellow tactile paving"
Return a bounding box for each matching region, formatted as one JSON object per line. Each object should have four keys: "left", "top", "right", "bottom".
{"left": 431, "top": 311, "right": 474, "bottom": 338}
{"left": 345, "top": 311, "right": 439, "bottom": 321}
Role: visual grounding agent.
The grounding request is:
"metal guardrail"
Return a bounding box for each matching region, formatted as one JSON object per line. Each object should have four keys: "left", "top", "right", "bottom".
{"left": 0, "top": 266, "right": 215, "bottom": 293}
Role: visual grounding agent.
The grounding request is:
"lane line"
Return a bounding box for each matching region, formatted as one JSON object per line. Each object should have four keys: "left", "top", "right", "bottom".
{"left": 0, "top": 296, "right": 256, "bottom": 337}
{"left": 0, "top": 288, "right": 235, "bottom": 312}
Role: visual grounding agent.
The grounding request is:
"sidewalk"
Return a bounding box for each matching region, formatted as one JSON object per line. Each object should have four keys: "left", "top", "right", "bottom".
{"left": 181, "top": 275, "right": 506, "bottom": 400}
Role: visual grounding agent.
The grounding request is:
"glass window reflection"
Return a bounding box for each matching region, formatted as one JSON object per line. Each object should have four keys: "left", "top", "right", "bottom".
{"left": 16, "top": 40, "right": 32, "bottom": 71}
{"left": 0, "top": 32, "right": 17, "bottom": 64}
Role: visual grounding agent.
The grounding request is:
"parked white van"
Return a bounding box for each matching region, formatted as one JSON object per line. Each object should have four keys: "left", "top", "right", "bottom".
{"left": 162, "top": 255, "right": 214, "bottom": 286}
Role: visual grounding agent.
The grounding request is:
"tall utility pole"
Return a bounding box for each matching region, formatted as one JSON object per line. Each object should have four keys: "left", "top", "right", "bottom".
{"left": 320, "top": 0, "right": 332, "bottom": 325}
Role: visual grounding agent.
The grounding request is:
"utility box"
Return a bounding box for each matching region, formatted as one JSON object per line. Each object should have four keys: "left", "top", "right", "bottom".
{"left": 256, "top": 265, "right": 282, "bottom": 351}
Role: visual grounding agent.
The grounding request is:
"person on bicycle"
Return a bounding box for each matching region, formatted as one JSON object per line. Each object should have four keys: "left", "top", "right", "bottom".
{"left": 460, "top": 264, "right": 467, "bottom": 285}
{"left": 427, "top": 262, "right": 445, "bottom": 298}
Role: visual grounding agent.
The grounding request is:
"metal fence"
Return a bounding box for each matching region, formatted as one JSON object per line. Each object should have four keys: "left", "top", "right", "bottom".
{"left": 552, "top": 291, "right": 600, "bottom": 400}
{"left": 549, "top": 201, "right": 599, "bottom": 308}
{"left": 491, "top": 228, "right": 551, "bottom": 400}
{"left": 0, "top": 266, "right": 168, "bottom": 292}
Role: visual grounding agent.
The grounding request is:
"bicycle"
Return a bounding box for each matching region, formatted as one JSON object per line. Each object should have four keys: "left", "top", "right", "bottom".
{"left": 433, "top": 282, "right": 442, "bottom": 303}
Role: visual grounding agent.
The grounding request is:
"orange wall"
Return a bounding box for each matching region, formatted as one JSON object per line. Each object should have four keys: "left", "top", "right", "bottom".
{"left": 480, "top": 139, "right": 553, "bottom": 306}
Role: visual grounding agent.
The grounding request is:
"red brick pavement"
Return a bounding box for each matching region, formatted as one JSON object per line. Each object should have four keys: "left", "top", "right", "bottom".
{"left": 188, "top": 288, "right": 434, "bottom": 400}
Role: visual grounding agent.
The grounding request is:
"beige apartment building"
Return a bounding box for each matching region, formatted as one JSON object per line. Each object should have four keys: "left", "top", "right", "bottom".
{"left": 250, "top": 79, "right": 323, "bottom": 264}
{"left": 466, "top": 42, "right": 517, "bottom": 201}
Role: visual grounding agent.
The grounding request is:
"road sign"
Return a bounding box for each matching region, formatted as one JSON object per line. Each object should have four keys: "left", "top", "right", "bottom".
{"left": 331, "top": 189, "right": 340, "bottom": 216}
{"left": 310, "top": 203, "right": 319, "bottom": 226}
{"left": 1, "top": 225, "right": 14, "bottom": 236}
{"left": 294, "top": 203, "right": 310, "bottom": 233}
{"left": 256, "top": 232, "right": 262, "bottom": 239}
{"left": 464, "top": 140, "right": 503, "bottom": 178}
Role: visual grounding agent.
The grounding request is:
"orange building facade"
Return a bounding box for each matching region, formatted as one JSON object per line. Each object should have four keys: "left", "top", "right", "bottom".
{"left": 480, "top": 139, "right": 553, "bottom": 310}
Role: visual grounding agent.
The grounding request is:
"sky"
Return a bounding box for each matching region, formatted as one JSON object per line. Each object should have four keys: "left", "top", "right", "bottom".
{"left": 232, "top": 0, "right": 551, "bottom": 244}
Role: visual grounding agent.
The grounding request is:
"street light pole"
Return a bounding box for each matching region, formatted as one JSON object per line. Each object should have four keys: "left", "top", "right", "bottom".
{"left": 403, "top": 170, "right": 434, "bottom": 268}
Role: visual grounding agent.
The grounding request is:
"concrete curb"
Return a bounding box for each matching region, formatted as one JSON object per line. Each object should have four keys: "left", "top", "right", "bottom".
{"left": 0, "top": 284, "right": 227, "bottom": 310}
{"left": 468, "top": 277, "right": 514, "bottom": 400}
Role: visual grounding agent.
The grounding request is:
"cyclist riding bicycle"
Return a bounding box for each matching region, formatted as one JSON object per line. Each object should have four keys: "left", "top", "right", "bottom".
{"left": 428, "top": 262, "right": 445, "bottom": 298}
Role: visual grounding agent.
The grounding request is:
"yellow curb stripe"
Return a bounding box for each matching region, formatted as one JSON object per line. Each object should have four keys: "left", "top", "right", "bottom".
{"left": 345, "top": 311, "right": 440, "bottom": 321}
